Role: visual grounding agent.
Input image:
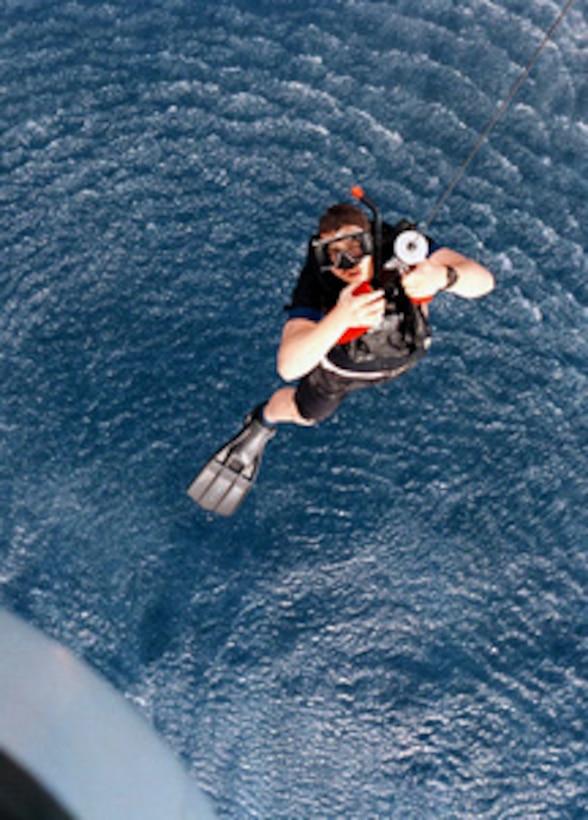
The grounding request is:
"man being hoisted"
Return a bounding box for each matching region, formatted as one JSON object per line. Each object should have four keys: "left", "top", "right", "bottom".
{"left": 188, "top": 188, "right": 494, "bottom": 516}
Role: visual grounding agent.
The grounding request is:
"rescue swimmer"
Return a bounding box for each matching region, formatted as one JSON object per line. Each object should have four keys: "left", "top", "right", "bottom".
{"left": 188, "top": 190, "right": 495, "bottom": 516}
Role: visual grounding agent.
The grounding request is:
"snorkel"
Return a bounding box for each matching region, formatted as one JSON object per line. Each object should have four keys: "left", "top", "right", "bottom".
{"left": 350, "top": 185, "right": 382, "bottom": 287}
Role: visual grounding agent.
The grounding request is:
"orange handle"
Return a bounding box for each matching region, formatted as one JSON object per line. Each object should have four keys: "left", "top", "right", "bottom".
{"left": 336, "top": 281, "right": 372, "bottom": 345}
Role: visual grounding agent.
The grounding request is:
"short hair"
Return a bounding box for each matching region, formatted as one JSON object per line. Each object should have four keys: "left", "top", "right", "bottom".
{"left": 318, "top": 203, "right": 370, "bottom": 235}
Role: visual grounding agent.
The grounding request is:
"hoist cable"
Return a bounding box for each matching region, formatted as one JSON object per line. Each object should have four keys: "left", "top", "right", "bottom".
{"left": 423, "top": 0, "right": 576, "bottom": 229}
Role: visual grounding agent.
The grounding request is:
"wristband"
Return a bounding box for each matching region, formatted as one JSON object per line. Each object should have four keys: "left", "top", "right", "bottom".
{"left": 443, "top": 265, "right": 459, "bottom": 290}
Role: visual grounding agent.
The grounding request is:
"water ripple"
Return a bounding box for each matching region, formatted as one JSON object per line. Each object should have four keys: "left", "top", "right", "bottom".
{"left": 2, "top": 2, "right": 587, "bottom": 818}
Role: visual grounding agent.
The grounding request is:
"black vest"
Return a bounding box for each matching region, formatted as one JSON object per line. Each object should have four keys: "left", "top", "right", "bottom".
{"left": 326, "top": 278, "right": 431, "bottom": 375}
{"left": 326, "top": 220, "right": 432, "bottom": 375}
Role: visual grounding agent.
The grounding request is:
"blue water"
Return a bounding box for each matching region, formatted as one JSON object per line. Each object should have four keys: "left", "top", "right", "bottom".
{"left": 1, "top": 0, "right": 587, "bottom": 817}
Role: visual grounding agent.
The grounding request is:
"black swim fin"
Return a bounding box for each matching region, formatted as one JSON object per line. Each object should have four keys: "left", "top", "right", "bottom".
{"left": 187, "top": 407, "right": 276, "bottom": 516}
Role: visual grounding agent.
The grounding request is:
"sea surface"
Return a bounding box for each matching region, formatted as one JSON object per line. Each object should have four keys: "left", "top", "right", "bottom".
{"left": 1, "top": 1, "right": 587, "bottom": 817}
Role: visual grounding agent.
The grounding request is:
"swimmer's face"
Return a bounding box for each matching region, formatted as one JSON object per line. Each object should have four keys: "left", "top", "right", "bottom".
{"left": 320, "top": 224, "right": 374, "bottom": 284}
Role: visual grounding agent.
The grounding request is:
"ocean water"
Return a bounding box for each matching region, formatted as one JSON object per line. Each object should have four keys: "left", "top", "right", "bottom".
{"left": 1, "top": 0, "right": 587, "bottom": 817}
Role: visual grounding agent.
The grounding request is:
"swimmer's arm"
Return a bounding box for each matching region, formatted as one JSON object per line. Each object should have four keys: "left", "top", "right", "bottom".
{"left": 277, "top": 284, "right": 386, "bottom": 381}
{"left": 402, "top": 248, "right": 495, "bottom": 301}
{"left": 277, "top": 315, "right": 345, "bottom": 382}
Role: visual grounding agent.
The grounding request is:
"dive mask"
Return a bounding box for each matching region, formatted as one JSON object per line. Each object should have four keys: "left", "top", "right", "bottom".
{"left": 313, "top": 230, "right": 373, "bottom": 272}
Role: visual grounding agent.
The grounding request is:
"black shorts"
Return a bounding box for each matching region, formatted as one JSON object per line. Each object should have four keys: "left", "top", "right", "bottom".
{"left": 294, "top": 365, "right": 395, "bottom": 422}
